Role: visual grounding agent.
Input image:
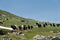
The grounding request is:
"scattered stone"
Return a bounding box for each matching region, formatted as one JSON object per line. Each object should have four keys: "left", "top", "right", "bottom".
{"left": 1, "top": 35, "right": 12, "bottom": 40}
{"left": 33, "top": 35, "right": 60, "bottom": 40}
{"left": 33, "top": 35, "right": 47, "bottom": 40}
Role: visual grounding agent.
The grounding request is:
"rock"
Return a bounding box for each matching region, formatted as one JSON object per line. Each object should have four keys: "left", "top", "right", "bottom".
{"left": 51, "top": 37, "right": 60, "bottom": 40}
{"left": 20, "top": 33, "right": 25, "bottom": 37}
{"left": 1, "top": 35, "right": 12, "bottom": 40}
{"left": 33, "top": 35, "right": 60, "bottom": 40}
{"left": 33, "top": 35, "right": 48, "bottom": 40}
{"left": 20, "top": 33, "right": 26, "bottom": 40}
{"left": 33, "top": 35, "right": 40, "bottom": 40}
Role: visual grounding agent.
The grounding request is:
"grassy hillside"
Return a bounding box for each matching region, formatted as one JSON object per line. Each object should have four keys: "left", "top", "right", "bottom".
{"left": 0, "top": 10, "right": 37, "bottom": 27}
{"left": 0, "top": 10, "right": 39, "bottom": 40}
{"left": 0, "top": 10, "right": 60, "bottom": 40}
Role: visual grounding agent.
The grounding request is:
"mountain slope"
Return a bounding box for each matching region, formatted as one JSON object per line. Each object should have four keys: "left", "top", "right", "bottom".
{"left": 0, "top": 10, "right": 60, "bottom": 40}
{"left": 0, "top": 10, "right": 37, "bottom": 27}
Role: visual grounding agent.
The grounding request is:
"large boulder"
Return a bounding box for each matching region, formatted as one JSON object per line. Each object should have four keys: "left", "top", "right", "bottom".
{"left": 51, "top": 37, "right": 60, "bottom": 40}
{"left": 33, "top": 35, "right": 50, "bottom": 40}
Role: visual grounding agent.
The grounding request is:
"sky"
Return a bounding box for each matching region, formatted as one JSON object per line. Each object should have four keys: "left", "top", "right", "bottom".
{"left": 0, "top": 0, "right": 60, "bottom": 23}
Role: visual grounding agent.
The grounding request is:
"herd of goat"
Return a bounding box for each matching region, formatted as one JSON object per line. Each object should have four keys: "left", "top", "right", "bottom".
{"left": 10, "top": 22, "right": 60, "bottom": 31}
{"left": 0, "top": 14, "right": 60, "bottom": 31}
{"left": 0, "top": 20, "right": 60, "bottom": 31}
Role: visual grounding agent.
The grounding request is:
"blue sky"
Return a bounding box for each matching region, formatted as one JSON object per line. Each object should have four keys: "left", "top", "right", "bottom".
{"left": 0, "top": 0, "right": 60, "bottom": 23}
